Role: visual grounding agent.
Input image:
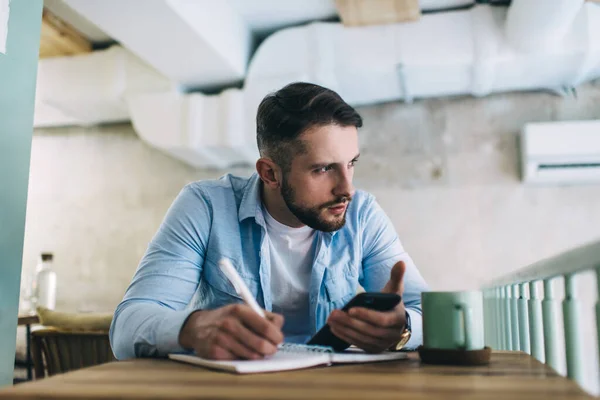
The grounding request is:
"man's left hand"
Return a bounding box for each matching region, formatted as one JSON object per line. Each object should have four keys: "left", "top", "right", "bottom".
{"left": 327, "top": 261, "right": 407, "bottom": 353}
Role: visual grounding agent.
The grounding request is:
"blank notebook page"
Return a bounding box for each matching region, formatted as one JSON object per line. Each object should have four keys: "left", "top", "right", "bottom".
{"left": 169, "top": 350, "right": 331, "bottom": 374}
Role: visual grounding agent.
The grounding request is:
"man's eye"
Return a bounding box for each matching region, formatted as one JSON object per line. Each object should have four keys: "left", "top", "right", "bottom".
{"left": 349, "top": 160, "right": 358, "bottom": 167}
{"left": 316, "top": 166, "right": 332, "bottom": 173}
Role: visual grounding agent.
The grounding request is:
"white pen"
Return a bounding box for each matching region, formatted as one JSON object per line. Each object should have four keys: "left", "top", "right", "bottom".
{"left": 219, "top": 258, "right": 266, "bottom": 318}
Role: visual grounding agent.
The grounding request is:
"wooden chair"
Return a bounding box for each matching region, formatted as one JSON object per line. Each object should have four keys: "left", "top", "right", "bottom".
{"left": 31, "top": 328, "right": 115, "bottom": 379}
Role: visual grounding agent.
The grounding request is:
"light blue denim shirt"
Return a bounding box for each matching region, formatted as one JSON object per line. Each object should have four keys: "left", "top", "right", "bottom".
{"left": 110, "top": 173, "right": 429, "bottom": 359}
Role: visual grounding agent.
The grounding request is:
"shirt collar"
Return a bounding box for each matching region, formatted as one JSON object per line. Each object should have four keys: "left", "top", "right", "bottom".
{"left": 238, "top": 173, "right": 262, "bottom": 223}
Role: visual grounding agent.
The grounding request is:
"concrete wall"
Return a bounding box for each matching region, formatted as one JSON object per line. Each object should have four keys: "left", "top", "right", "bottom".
{"left": 21, "top": 81, "right": 600, "bottom": 309}
{"left": 20, "top": 80, "right": 600, "bottom": 389}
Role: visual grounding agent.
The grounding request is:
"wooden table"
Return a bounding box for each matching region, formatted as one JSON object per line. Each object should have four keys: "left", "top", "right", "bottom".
{"left": 1, "top": 351, "right": 591, "bottom": 399}
{"left": 16, "top": 314, "right": 40, "bottom": 382}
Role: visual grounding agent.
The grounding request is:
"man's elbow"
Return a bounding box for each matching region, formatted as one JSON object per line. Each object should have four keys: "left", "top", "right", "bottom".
{"left": 109, "top": 306, "right": 144, "bottom": 360}
{"left": 110, "top": 304, "right": 163, "bottom": 360}
{"left": 110, "top": 315, "right": 132, "bottom": 360}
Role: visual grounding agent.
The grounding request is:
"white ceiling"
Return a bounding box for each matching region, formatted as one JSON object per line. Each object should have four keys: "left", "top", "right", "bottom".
{"left": 44, "top": 0, "right": 343, "bottom": 44}
{"left": 44, "top": 0, "right": 112, "bottom": 42}
{"left": 45, "top": 0, "right": 476, "bottom": 44}
{"left": 42, "top": 0, "right": 478, "bottom": 89}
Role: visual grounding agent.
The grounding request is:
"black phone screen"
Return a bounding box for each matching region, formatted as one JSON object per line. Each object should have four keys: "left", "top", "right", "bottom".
{"left": 306, "top": 292, "right": 401, "bottom": 352}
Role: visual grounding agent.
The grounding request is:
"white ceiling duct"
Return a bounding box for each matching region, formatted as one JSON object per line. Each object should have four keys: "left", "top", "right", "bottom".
{"left": 246, "top": 3, "right": 599, "bottom": 106}
{"left": 35, "top": 46, "right": 172, "bottom": 127}
{"left": 505, "top": 0, "right": 585, "bottom": 52}
{"left": 126, "top": 89, "right": 257, "bottom": 169}
{"left": 35, "top": 2, "right": 600, "bottom": 169}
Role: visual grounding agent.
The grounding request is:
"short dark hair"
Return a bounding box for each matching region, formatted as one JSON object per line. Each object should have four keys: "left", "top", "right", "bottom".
{"left": 256, "top": 82, "right": 363, "bottom": 171}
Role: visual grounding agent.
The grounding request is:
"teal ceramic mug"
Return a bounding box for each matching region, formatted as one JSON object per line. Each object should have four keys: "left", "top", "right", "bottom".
{"left": 421, "top": 290, "right": 485, "bottom": 350}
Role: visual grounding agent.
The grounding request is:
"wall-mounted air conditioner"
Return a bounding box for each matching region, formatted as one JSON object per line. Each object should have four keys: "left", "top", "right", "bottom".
{"left": 520, "top": 120, "right": 600, "bottom": 184}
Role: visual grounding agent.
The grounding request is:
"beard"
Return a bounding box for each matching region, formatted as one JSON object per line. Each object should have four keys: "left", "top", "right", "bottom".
{"left": 280, "top": 175, "right": 351, "bottom": 232}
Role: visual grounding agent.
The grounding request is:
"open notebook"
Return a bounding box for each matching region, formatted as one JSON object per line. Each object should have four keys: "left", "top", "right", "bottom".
{"left": 169, "top": 343, "right": 407, "bottom": 374}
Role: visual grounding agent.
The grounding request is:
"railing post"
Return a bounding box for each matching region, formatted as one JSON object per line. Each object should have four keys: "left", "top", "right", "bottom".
{"left": 542, "top": 278, "right": 560, "bottom": 372}
{"left": 528, "top": 280, "right": 544, "bottom": 362}
{"left": 596, "top": 268, "right": 600, "bottom": 378}
{"left": 518, "top": 282, "right": 530, "bottom": 354}
{"left": 484, "top": 289, "right": 493, "bottom": 348}
{"left": 511, "top": 284, "right": 520, "bottom": 351}
{"left": 496, "top": 287, "right": 505, "bottom": 350}
{"left": 503, "top": 285, "right": 513, "bottom": 350}
{"left": 489, "top": 288, "right": 498, "bottom": 349}
{"left": 563, "top": 274, "right": 583, "bottom": 385}
{"left": 491, "top": 288, "right": 499, "bottom": 349}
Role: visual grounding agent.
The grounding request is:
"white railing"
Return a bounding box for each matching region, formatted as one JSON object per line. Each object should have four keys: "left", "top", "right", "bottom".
{"left": 483, "top": 240, "right": 600, "bottom": 393}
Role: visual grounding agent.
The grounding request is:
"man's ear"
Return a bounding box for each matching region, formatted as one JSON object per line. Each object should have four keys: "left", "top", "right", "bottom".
{"left": 256, "top": 158, "right": 282, "bottom": 189}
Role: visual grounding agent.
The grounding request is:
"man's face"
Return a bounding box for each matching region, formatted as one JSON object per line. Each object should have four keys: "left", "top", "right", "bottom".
{"left": 280, "top": 124, "right": 359, "bottom": 232}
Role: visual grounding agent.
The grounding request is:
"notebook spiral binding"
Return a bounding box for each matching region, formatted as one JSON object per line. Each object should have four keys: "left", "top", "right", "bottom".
{"left": 279, "top": 343, "right": 334, "bottom": 354}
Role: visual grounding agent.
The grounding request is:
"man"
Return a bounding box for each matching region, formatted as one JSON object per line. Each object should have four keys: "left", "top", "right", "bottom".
{"left": 110, "top": 82, "right": 429, "bottom": 361}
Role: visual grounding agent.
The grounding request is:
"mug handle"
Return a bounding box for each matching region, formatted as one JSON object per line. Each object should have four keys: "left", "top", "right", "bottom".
{"left": 453, "top": 303, "right": 473, "bottom": 349}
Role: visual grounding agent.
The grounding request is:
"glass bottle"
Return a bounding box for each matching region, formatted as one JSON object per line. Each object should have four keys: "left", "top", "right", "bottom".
{"left": 31, "top": 252, "right": 57, "bottom": 310}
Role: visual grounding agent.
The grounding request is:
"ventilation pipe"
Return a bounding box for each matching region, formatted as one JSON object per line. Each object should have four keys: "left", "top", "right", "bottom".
{"left": 35, "top": 3, "right": 600, "bottom": 169}
{"left": 505, "top": 0, "right": 585, "bottom": 52}
{"left": 35, "top": 46, "right": 173, "bottom": 127}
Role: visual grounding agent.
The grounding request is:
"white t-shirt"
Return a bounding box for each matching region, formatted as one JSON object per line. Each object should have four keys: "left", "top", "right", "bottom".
{"left": 263, "top": 206, "right": 316, "bottom": 341}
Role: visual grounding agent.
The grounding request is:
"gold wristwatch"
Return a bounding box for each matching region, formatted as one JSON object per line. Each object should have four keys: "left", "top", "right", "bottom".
{"left": 391, "top": 311, "right": 412, "bottom": 351}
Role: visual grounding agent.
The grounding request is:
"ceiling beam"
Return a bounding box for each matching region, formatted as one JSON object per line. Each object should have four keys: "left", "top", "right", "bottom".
{"left": 39, "top": 8, "right": 92, "bottom": 59}
{"left": 63, "top": 0, "right": 252, "bottom": 90}
{"left": 335, "top": 0, "right": 421, "bottom": 27}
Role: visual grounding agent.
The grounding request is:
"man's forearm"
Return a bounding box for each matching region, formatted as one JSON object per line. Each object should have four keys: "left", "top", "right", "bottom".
{"left": 109, "top": 300, "right": 195, "bottom": 360}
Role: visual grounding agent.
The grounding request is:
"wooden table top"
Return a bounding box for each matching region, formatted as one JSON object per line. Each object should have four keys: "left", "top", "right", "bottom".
{"left": 0, "top": 351, "right": 591, "bottom": 399}
{"left": 17, "top": 314, "right": 39, "bottom": 326}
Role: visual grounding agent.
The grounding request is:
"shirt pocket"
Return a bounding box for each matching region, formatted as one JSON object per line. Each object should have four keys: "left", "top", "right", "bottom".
{"left": 201, "top": 257, "right": 260, "bottom": 307}
{"left": 323, "top": 262, "right": 357, "bottom": 309}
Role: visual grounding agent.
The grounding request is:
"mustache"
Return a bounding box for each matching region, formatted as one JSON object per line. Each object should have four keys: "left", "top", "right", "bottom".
{"left": 321, "top": 196, "right": 352, "bottom": 209}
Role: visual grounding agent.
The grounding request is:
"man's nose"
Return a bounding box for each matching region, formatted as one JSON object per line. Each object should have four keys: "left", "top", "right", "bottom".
{"left": 333, "top": 170, "right": 355, "bottom": 199}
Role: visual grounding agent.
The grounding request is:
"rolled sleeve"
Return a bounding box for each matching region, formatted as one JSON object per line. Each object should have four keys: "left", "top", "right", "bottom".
{"left": 154, "top": 308, "right": 197, "bottom": 355}
{"left": 405, "top": 307, "right": 423, "bottom": 350}
{"left": 359, "top": 195, "right": 429, "bottom": 348}
{"left": 110, "top": 185, "right": 211, "bottom": 359}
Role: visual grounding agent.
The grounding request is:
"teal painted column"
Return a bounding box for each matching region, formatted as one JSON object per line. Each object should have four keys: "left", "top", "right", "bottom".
{"left": 0, "top": 0, "right": 43, "bottom": 387}
{"left": 563, "top": 274, "right": 583, "bottom": 385}
{"left": 542, "top": 278, "right": 561, "bottom": 372}
{"left": 518, "top": 283, "right": 530, "bottom": 354}
{"left": 528, "top": 281, "right": 545, "bottom": 362}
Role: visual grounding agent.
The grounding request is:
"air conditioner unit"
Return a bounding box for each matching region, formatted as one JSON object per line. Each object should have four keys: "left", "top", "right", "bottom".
{"left": 520, "top": 120, "right": 600, "bottom": 184}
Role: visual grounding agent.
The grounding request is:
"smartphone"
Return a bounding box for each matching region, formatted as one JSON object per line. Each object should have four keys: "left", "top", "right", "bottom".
{"left": 306, "top": 292, "right": 402, "bottom": 352}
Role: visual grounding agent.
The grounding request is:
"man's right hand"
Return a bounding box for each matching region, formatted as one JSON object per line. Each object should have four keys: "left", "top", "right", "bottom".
{"left": 178, "top": 304, "right": 284, "bottom": 360}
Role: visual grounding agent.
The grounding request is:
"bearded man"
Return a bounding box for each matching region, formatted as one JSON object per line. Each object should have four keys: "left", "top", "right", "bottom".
{"left": 110, "top": 82, "right": 429, "bottom": 360}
